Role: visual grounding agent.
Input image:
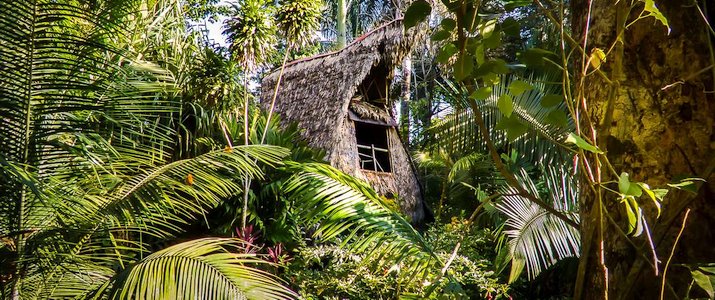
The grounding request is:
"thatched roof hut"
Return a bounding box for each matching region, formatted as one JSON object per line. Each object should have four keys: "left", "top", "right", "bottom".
{"left": 260, "top": 19, "right": 429, "bottom": 224}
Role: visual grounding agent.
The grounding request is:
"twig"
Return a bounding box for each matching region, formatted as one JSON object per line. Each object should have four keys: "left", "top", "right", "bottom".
{"left": 260, "top": 48, "right": 291, "bottom": 144}
{"left": 466, "top": 99, "right": 579, "bottom": 228}
{"left": 660, "top": 209, "right": 691, "bottom": 300}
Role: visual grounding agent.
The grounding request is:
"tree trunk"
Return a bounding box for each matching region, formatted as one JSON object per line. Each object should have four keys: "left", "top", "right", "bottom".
{"left": 400, "top": 56, "right": 412, "bottom": 144}
{"left": 337, "top": 0, "right": 348, "bottom": 48}
{"left": 572, "top": 1, "right": 714, "bottom": 299}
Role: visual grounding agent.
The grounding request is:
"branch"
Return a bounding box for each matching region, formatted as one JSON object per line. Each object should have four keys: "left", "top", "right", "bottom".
{"left": 466, "top": 98, "right": 579, "bottom": 228}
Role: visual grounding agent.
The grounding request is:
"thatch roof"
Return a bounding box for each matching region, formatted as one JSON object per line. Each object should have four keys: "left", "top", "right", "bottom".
{"left": 348, "top": 100, "right": 395, "bottom": 126}
{"left": 260, "top": 19, "right": 415, "bottom": 151}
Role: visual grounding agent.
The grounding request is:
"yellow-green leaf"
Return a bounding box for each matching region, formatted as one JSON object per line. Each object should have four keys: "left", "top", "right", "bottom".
{"left": 497, "top": 94, "right": 514, "bottom": 117}
{"left": 540, "top": 94, "right": 562, "bottom": 107}
{"left": 589, "top": 48, "right": 606, "bottom": 70}
{"left": 565, "top": 133, "right": 603, "bottom": 154}
{"left": 453, "top": 53, "right": 474, "bottom": 81}
{"left": 641, "top": 0, "right": 670, "bottom": 34}
{"left": 508, "top": 80, "right": 533, "bottom": 96}
{"left": 469, "top": 86, "right": 492, "bottom": 100}
{"left": 479, "top": 19, "right": 497, "bottom": 38}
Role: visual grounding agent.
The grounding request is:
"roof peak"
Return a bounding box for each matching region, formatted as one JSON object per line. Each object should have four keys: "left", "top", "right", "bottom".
{"left": 273, "top": 18, "right": 404, "bottom": 70}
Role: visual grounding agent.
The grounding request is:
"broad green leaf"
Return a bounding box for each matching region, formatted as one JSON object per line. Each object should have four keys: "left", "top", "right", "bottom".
{"left": 545, "top": 110, "right": 568, "bottom": 127}
{"left": 469, "top": 86, "right": 493, "bottom": 100}
{"left": 508, "top": 80, "right": 533, "bottom": 96}
{"left": 487, "top": 59, "right": 510, "bottom": 74}
{"left": 692, "top": 270, "right": 714, "bottom": 299}
{"left": 619, "top": 172, "right": 631, "bottom": 195}
{"left": 505, "top": 122, "right": 528, "bottom": 141}
{"left": 474, "top": 44, "right": 485, "bottom": 65}
{"left": 436, "top": 43, "right": 458, "bottom": 63}
{"left": 481, "top": 72, "right": 500, "bottom": 85}
{"left": 519, "top": 48, "right": 555, "bottom": 68}
{"left": 497, "top": 94, "right": 514, "bottom": 117}
{"left": 652, "top": 188, "right": 668, "bottom": 200}
{"left": 441, "top": 18, "right": 456, "bottom": 30}
{"left": 483, "top": 30, "right": 501, "bottom": 49}
{"left": 502, "top": 17, "right": 521, "bottom": 37}
{"left": 565, "top": 133, "right": 603, "bottom": 154}
{"left": 453, "top": 53, "right": 474, "bottom": 81}
{"left": 618, "top": 172, "right": 642, "bottom": 197}
{"left": 431, "top": 30, "right": 451, "bottom": 41}
{"left": 479, "top": 19, "right": 497, "bottom": 38}
{"left": 589, "top": 48, "right": 606, "bottom": 70}
{"left": 469, "top": 59, "right": 507, "bottom": 76}
{"left": 641, "top": 0, "right": 670, "bottom": 34}
{"left": 540, "top": 94, "right": 563, "bottom": 107}
{"left": 404, "top": 0, "right": 431, "bottom": 29}
{"left": 441, "top": 0, "right": 461, "bottom": 11}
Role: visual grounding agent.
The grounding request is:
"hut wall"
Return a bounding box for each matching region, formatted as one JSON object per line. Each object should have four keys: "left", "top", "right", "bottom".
{"left": 329, "top": 117, "right": 424, "bottom": 222}
{"left": 383, "top": 126, "right": 423, "bottom": 222}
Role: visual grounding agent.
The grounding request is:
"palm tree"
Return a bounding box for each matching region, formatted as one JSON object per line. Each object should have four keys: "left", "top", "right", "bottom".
{"left": 0, "top": 1, "right": 445, "bottom": 298}
{"left": 0, "top": 0, "right": 295, "bottom": 298}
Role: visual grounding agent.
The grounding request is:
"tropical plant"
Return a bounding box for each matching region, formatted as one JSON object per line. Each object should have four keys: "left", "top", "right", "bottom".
{"left": 0, "top": 0, "right": 295, "bottom": 298}
{"left": 430, "top": 74, "right": 573, "bottom": 167}
{"left": 496, "top": 167, "right": 580, "bottom": 282}
{"left": 275, "top": 0, "right": 324, "bottom": 48}
{"left": 110, "top": 238, "right": 297, "bottom": 299}
{"left": 322, "top": 0, "right": 395, "bottom": 47}
{"left": 424, "top": 74, "right": 580, "bottom": 281}
{"left": 282, "top": 162, "right": 440, "bottom": 279}
{"left": 224, "top": 0, "right": 277, "bottom": 69}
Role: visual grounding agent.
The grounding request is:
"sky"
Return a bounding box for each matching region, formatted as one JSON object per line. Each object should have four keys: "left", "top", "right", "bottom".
{"left": 204, "top": 16, "right": 229, "bottom": 47}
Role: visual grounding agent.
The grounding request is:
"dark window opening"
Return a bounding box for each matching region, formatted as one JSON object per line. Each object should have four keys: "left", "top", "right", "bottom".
{"left": 355, "top": 122, "right": 391, "bottom": 172}
{"left": 356, "top": 65, "right": 389, "bottom": 104}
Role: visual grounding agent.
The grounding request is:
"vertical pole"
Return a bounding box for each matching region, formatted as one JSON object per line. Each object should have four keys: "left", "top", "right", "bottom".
{"left": 371, "top": 144, "right": 376, "bottom": 171}
{"left": 337, "top": 0, "right": 347, "bottom": 48}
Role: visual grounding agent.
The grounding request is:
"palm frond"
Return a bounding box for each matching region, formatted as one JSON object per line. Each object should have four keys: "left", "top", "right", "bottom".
{"left": 224, "top": 0, "right": 277, "bottom": 68}
{"left": 282, "top": 162, "right": 441, "bottom": 279}
{"left": 54, "top": 145, "right": 289, "bottom": 238}
{"left": 111, "top": 238, "right": 297, "bottom": 300}
{"left": 495, "top": 168, "right": 580, "bottom": 281}
{"left": 431, "top": 74, "right": 573, "bottom": 167}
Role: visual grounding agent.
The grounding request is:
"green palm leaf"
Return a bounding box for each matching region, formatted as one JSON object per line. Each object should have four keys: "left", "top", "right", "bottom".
{"left": 111, "top": 238, "right": 297, "bottom": 300}
{"left": 282, "top": 162, "right": 440, "bottom": 279}
{"left": 431, "top": 74, "right": 573, "bottom": 167}
{"left": 495, "top": 167, "right": 580, "bottom": 281}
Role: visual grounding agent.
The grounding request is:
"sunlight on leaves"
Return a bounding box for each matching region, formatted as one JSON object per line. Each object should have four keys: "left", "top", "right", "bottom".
{"left": 565, "top": 133, "right": 603, "bottom": 154}
{"left": 508, "top": 80, "right": 533, "bottom": 96}
{"left": 497, "top": 94, "right": 514, "bottom": 117}
{"left": 641, "top": 0, "right": 670, "bottom": 34}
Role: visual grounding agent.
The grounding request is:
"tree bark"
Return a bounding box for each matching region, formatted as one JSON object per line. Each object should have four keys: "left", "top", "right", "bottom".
{"left": 572, "top": 1, "right": 715, "bottom": 299}
{"left": 400, "top": 56, "right": 412, "bottom": 144}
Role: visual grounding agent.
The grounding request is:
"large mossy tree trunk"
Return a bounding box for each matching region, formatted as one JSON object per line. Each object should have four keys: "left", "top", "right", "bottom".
{"left": 571, "top": 1, "right": 714, "bottom": 299}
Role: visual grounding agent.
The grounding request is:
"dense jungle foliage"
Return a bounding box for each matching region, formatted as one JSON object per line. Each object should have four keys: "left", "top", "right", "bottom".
{"left": 0, "top": 0, "right": 713, "bottom": 299}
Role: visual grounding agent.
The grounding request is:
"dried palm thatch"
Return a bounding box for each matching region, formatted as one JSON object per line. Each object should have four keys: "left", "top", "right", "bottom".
{"left": 349, "top": 100, "right": 393, "bottom": 124}
{"left": 260, "top": 19, "right": 429, "bottom": 223}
